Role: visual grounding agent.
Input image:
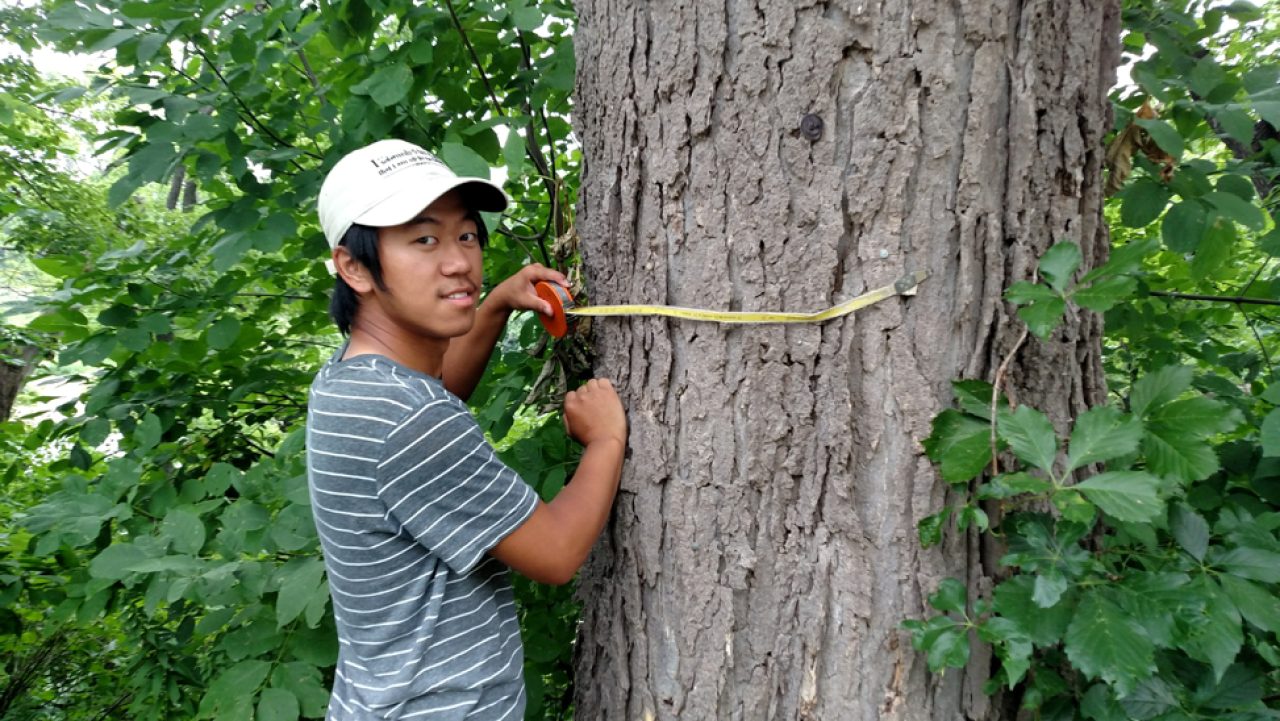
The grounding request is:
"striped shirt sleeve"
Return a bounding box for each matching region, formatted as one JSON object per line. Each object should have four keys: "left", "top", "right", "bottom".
{"left": 375, "top": 397, "right": 538, "bottom": 575}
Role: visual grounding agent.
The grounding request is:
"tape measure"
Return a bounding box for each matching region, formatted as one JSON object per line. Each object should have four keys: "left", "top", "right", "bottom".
{"left": 534, "top": 270, "right": 929, "bottom": 338}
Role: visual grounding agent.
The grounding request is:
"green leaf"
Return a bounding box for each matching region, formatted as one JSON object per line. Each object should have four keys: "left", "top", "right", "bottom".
{"left": 950, "top": 380, "right": 1001, "bottom": 420}
{"left": 1063, "top": 591, "right": 1156, "bottom": 697}
{"left": 1182, "top": 577, "right": 1242, "bottom": 681}
{"left": 1160, "top": 200, "right": 1207, "bottom": 253}
{"left": 1215, "top": 107, "right": 1258, "bottom": 145}
{"left": 1152, "top": 396, "right": 1235, "bottom": 437}
{"left": 1169, "top": 504, "right": 1209, "bottom": 561}
{"left": 1200, "top": 663, "right": 1263, "bottom": 711}
{"left": 1039, "top": 242, "right": 1082, "bottom": 293}
{"left": 257, "top": 688, "right": 300, "bottom": 721}
{"left": 195, "top": 607, "right": 236, "bottom": 635}
{"left": 1143, "top": 425, "right": 1220, "bottom": 483}
{"left": 31, "top": 255, "right": 81, "bottom": 278}
{"left": 1121, "top": 679, "right": 1179, "bottom": 720}
{"left": 928, "top": 578, "right": 966, "bottom": 613}
{"left": 1138, "top": 118, "right": 1186, "bottom": 161}
{"left": 1004, "top": 281, "right": 1058, "bottom": 305}
{"left": 80, "top": 418, "right": 111, "bottom": 447}
{"left": 918, "top": 508, "right": 951, "bottom": 548}
{"left": 1217, "top": 574, "right": 1280, "bottom": 633}
{"left": 1074, "top": 471, "right": 1162, "bottom": 522}
{"left": 502, "top": 129, "right": 526, "bottom": 177}
{"left": 511, "top": 4, "right": 543, "bottom": 31}
{"left": 1189, "top": 55, "right": 1227, "bottom": 97}
{"left": 1214, "top": 546, "right": 1280, "bottom": 583}
{"left": 1204, "top": 191, "right": 1266, "bottom": 230}
{"left": 1130, "top": 365, "right": 1192, "bottom": 418}
{"left": 89, "top": 543, "right": 148, "bottom": 580}
{"left": 1190, "top": 213, "right": 1237, "bottom": 282}
{"left": 1216, "top": 173, "right": 1255, "bottom": 201}
{"left": 264, "top": 212, "right": 298, "bottom": 241}
{"left": 276, "top": 663, "right": 329, "bottom": 718}
{"left": 977, "top": 616, "right": 1032, "bottom": 685}
{"left": 367, "top": 63, "right": 413, "bottom": 107}
{"left": 1001, "top": 472, "right": 1054, "bottom": 495}
{"left": 1261, "top": 408, "right": 1280, "bottom": 457}
{"left": 997, "top": 406, "right": 1059, "bottom": 473}
{"left": 1073, "top": 275, "right": 1135, "bottom": 312}
{"left": 117, "top": 327, "right": 151, "bottom": 353}
{"left": 1243, "top": 65, "right": 1280, "bottom": 95}
{"left": 210, "top": 232, "right": 254, "bottom": 273}
{"left": 199, "top": 660, "right": 271, "bottom": 718}
{"left": 1080, "top": 683, "right": 1126, "bottom": 721}
{"left": 1054, "top": 489, "right": 1096, "bottom": 525}
{"left": 161, "top": 508, "right": 205, "bottom": 555}
{"left": 440, "top": 141, "right": 490, "bottom": 180}
{"left": 1066, "top": 406, "right": 1142, "bottom": 472}
{"left": 921, "top": 409, "right": 992, "bottom": 482}
{"left": 135, "top": 33, "right": 166, "bottom": 64}
{"left": 1017, "top": 297, "right": 1067, "bottom": 339}
{"left": 277, "top": 557, "right": 325, "bottom": 628}
{"left": 1253, "top": 101, "right": 1280, "bottom": 130}
{"left": 993, "top": 577, "right": 1075, "bottom": 646}
{"left": 134, "top": 412, "right": 162, "bottom": 453}
{"left": 1034, "top": 566, "right": 1069, "bottom": 608}
{"left": 926, "top": 626, "right": 970, "bottom": 672}
{"left": 206, "top": 317, "right": 242, "bottom": 350}
{"left": 1120, "top": 179, "right": 1171, "bottom": 228}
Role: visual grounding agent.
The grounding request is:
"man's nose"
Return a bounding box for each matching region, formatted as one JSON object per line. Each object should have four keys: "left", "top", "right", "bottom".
{"left": 439, "top": 239, "right": 473, "bottom": 275}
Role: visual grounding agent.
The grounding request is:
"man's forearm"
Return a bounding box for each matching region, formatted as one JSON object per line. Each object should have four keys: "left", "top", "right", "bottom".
{"left": 544, "top": 438, "right": 625, "bottom": 569}
{"left": 441, "top": 297, "right": 510, "bottom": 400}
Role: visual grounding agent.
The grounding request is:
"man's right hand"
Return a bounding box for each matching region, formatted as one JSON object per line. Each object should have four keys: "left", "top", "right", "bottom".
{"left": 489, "top": 377, "right": 627, "bottom": 585}
{"left": 563, "top": 378, "right": 627, "bottom": 448}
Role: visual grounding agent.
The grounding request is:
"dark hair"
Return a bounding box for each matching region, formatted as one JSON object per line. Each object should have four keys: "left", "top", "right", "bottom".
{"left": 329, "top": 210, "right": 490, "bottom": 336}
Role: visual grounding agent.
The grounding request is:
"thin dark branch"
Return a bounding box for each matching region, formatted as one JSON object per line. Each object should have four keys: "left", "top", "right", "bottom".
{"left": 239, "top": 432, "right": 276, "bottom": 458}
{"left": 515, "top": 32, "right": 554, "bottom": 184}
{"left": 492, "top": 226, "right": 540, "bottom": 264}
{"left": 296, "top": 49, "right": 327, "bottom": 105}
{"left": 283, "top": 338, "right": 342, "bottom": 349}
{"left": 1148, "top": 290, "right": 1280, "bottom": 307}
{"left": 234, "top": 292, "right": 315, "bottom": 300}
{"left": 186, "top": 40, "right": 320, "bottom": 166}
{"left": 0, "top": 155, "right": 78, "bottom": 221}
{"left": 444, "top": 0, "right": 504, "bottom": 118}
{"left": 1238, "top": 303, "right": 1275, "bottom": 373}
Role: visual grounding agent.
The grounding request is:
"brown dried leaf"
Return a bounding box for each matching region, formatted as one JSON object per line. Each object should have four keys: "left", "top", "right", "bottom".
{"left": 1104, "top": 100, "right": 1176, "bottom": 195}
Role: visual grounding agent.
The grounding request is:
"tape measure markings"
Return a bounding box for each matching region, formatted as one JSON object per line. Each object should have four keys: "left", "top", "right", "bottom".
{"left": 535, "top": 270, "right": 929, "bottom": 338}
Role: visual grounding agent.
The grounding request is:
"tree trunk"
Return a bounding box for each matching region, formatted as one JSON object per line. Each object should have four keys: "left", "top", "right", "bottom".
{"left": 571, "top": 1, "right": 1120, "bottom": 719}
{"left": 0, "top": 344, "right": 41, "bottom": 423}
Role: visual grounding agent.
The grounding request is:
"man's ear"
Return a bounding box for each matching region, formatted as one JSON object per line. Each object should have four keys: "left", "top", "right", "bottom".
{"left": 333, "top": 247, "right": 374, "bottom": 293}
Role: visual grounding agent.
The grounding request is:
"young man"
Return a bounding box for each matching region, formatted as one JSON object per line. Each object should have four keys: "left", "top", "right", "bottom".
{"left": 307, "top": 139, "right": 626, "bottom": 720}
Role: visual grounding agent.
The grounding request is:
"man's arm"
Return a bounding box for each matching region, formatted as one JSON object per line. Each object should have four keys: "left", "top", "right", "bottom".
{"left": 441, "top": 263, "right": 568, "bottom": 401}
{"left": 489, "top": 379, "right": 627, "bottom": 585}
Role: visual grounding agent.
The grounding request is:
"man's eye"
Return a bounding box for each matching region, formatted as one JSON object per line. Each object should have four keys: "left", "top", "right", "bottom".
{"left": 416, "top": 235, "right": 438, "bottom": 245}
{"left": 460, "top": 233, "right": 479, "bottom": 243}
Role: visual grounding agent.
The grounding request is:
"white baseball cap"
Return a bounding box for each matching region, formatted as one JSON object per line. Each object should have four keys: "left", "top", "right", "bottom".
{"left": 317, "top": 139, "right": 508, "bottom": 252}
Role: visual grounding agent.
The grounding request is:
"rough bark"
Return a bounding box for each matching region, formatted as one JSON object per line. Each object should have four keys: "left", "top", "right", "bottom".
{"left": 572, "top": 0, "right": 1119, "bottom": 719}
{"left": 0, "top": 344, "right": 41, "bottom": 422}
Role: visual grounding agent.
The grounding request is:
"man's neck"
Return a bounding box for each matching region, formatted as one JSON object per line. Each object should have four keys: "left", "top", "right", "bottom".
{"left": 343, "top": 321, "right": 449, "bottom": 377}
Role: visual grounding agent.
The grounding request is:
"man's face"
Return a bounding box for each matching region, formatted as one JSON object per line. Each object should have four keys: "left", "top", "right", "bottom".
{"left": 367, "top": 188, "right": 484, "bottom": 342}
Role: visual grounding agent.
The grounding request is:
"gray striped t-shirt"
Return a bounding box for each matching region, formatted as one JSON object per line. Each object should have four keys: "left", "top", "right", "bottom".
{"left": 305, "top": 352, "right": 539, "bottom": 720}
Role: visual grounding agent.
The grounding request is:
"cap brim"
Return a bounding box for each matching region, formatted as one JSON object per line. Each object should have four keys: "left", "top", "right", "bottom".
{"left": 354, "top": 177, "right": 509, "bottom": 228}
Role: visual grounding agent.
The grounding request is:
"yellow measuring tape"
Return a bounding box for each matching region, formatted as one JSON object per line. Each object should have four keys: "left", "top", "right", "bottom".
{"left": 536, "top": 271, "right": 929, "bottom": 337}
